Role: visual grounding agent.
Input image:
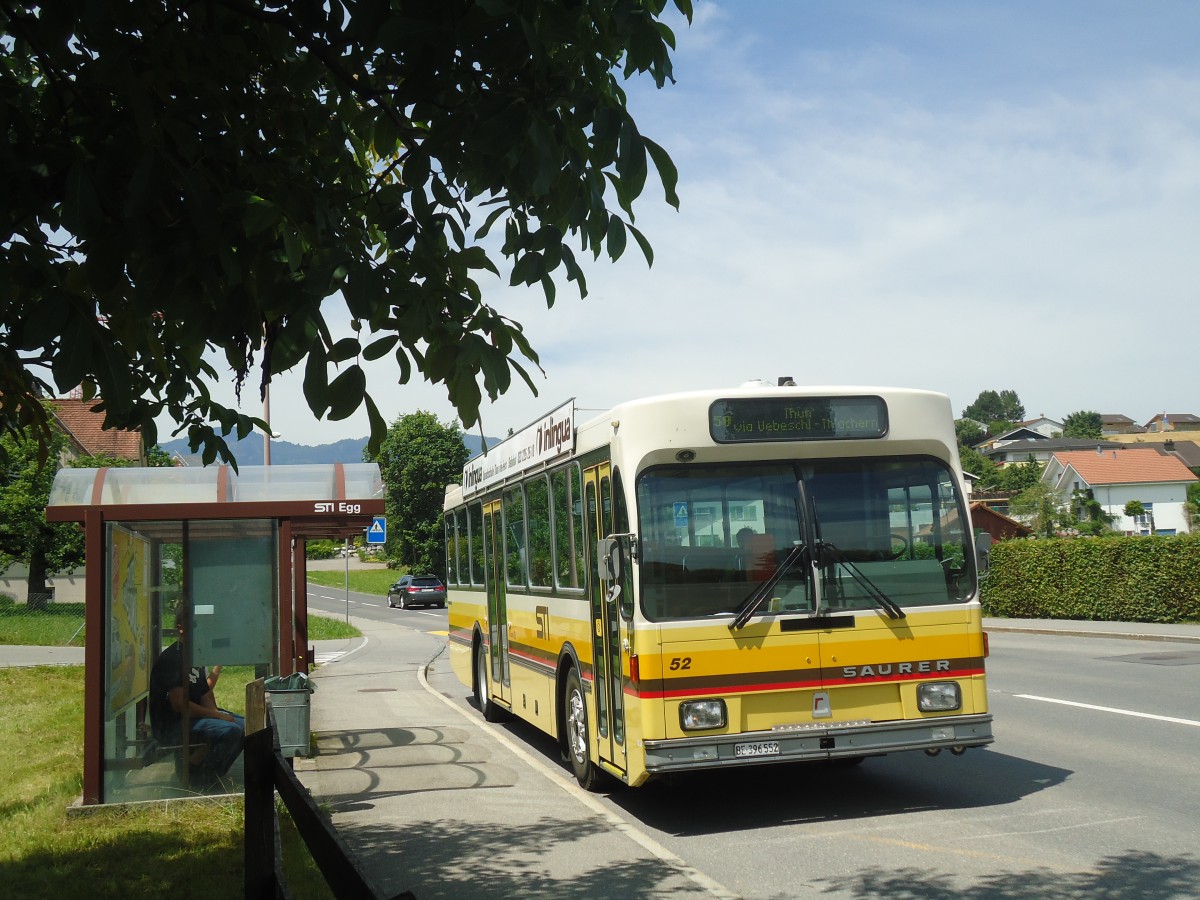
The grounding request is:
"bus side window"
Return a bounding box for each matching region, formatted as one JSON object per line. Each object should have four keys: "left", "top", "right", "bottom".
{"left": 570, "top": 465, "right": 586, "bottom": 590}
{"left": 455, "top": 508, "right": 469, "bottom": 585}
{"left": 469, "top": 502, "right": 484, "bottom": 586}
{"left": 527, "top": 476, "right": 552, "bottom": 587}
{"left": 444, "top": 514, "right": 457, "bottom": 585}
{"left": 504, "top": 486, "right": 527, "bottom": 587}
{"left": 552, "top": 468, "right": 575, "bottom": 589}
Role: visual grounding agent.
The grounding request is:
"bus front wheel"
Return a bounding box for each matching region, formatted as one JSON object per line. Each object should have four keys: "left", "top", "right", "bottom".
{"left": 474, "top": 640, "right": 504, "bottom": 722}
{"left": 564, "top": 669, "right": 600, "bottom": 791}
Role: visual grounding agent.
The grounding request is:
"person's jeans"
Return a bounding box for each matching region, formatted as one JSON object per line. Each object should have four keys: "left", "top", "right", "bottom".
{"left": 164, "top": 709, "right": 246, "bottom": 776}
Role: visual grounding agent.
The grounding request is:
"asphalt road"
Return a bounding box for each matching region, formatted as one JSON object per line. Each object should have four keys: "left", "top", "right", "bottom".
{"left": 306, "top": 581, "right": 447, "bottom": 633}
{"left": 301, "top": 589, "right": 1200, "bottom": 899}
{"left": 594, "top": 631, "right": 1200, "bottom": 898}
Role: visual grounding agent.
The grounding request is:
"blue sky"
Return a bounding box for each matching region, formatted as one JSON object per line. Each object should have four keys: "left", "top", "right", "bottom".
{"left": 176, "top": 1, "right": 1200, "bottom": 445}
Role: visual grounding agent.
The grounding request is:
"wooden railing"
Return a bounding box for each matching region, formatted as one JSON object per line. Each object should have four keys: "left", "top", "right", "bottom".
{"left": 243, "top": 712, "right": 415, "bottom": 899}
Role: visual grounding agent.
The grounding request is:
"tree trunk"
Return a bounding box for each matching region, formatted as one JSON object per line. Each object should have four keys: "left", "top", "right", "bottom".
{"left": 27, "top": 544, "right": 50, "bottom": 611}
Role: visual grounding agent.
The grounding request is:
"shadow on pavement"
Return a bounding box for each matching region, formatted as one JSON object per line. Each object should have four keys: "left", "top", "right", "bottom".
{"left": 812, "top": 850, "right": 1200, "bottom": 899}
{"left": 335, "top": 815, "right": 704, "bottom": 900}
{"left": 482, "top": 711, "right": 1070, "bottom": 840}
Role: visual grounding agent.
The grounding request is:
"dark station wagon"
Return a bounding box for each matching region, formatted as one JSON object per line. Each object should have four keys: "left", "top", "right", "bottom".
{"left": 387, "top": 574, "right": 447, "bottom": 609}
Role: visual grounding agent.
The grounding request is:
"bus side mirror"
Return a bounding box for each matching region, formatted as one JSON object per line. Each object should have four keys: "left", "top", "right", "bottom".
{"left": 975, "top": 533, "right": 991, "bottom": 577}
{"left": 597, "top": 537, "right": 623, "bottom": 582}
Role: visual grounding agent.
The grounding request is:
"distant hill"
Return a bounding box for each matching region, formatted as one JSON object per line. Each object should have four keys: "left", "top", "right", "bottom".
{"left": 160, "top": 432, "right": 499, "bottom": 467}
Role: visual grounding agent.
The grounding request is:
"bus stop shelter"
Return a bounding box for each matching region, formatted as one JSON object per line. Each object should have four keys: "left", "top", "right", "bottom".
{"left": 46, "top": 463, "right": 384, "bottom": 805}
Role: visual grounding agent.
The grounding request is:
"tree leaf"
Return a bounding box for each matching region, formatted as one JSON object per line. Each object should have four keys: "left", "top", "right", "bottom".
{"left": 326, "top": 364, "right": 366, "bottom": 421}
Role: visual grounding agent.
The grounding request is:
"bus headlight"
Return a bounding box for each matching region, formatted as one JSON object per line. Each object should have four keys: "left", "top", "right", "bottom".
{"left": 917, "top": 682, "right": 961, "bottom": 712}
{"left": 679, "top": 699, "right": 726, "bottom": 731}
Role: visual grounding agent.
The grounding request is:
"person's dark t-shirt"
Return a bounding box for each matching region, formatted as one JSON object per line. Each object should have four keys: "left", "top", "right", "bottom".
{"left": 148, "top": 641, "right": 209, "bottom": 741}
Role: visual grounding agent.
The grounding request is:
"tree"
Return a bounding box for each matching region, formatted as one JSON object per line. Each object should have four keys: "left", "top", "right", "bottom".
{"left": 1071, "top": 489, "right": 1112, "bottom": 535}
{"left": 1063, "top": 411, "right": 1103, "bottom": 440}
{"left": 1123, "top": 499, "right": 1151, "bottom": 534}
{"left": 146, "top": 445, "right": 175, "bottom": 468}
{"left": 958, "top": 443, "right": 1000, "bottom": 490}
{"left": 962, "top": 390, "right": 1025, "bottom": 433}
{"left": 1, "top": 1, "right": 691, "bottom": 467}
{"left": 0, "top": 429, "right": 85, "bottom": 605}
{"left": 1185, "top": 483, "right": 1200, "bottom": 531}
{"left": 997, "top": 456, "right": 1043, "bottom": 493}
{"left": 0, "top": 404, "right": 173, "bottom": 603}
{"left": 372, "top": 411, "right": 470, "bottom": 574}
{"left": 1009, "top": 482, "right": 1064, "bottom": 538}
{"left": 955, "top": 418, "right": 986, "bottom": 447}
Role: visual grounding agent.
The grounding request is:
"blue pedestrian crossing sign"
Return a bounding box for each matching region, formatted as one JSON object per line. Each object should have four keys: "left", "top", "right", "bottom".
{"left": 367, "top": 516, "right": 387, "bottom": 544}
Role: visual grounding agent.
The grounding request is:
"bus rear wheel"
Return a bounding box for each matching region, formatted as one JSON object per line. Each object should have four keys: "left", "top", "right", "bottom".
{"left": 474, "top": 640, "right": 504, "bottom": 722}
{"left": 564, "top": 669, "right": 600, "bottom": 791}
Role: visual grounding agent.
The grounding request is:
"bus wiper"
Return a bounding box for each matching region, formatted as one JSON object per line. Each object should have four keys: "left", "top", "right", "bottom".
{"left": 729, "top": 542, "right": 808, "bottom": 631}
{"left": 818, "top": 541, "right": 906, "bottom": 620}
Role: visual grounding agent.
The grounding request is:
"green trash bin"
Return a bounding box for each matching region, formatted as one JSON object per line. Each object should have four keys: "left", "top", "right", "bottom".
{"left": 264, "top": 673, "right": 315, "bottom": 757}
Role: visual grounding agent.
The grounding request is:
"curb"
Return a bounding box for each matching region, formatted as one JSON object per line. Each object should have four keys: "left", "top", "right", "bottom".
{"left": 984, "top": 625, "right": 1200, "bottom": 645}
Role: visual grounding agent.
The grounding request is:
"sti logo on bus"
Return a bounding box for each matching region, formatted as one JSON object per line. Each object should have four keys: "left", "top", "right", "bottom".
{"left": 313, "top": 502, "right": 362, "bottom": 514}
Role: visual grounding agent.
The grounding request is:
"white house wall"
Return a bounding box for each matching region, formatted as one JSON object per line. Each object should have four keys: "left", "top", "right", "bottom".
{"left": 1084, "top": 483, "right": 1192, "bottom": 534}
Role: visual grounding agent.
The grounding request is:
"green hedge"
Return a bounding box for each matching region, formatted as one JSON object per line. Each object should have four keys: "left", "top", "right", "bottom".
{"left": 981, "top": 534, "right": 1200, "bottom": 623}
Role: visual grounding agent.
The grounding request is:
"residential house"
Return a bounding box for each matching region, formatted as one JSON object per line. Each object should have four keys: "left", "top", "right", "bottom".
{"left": 1120, "top": 440, "right": 1200, "bottom": 476}
{"left": 1144, "top": 413, "right": 1200, "bottom": 434}
{"left": 982, "top": 417, "right": 1063, "bottom": 450}
{"left": 1041, "top": 449, "right": 1198, "bottom": 535}
{"left": 1101, "top": 414, "right": 1145, "bottom": 436}
{"left": 984, "top": 438, "right": 1120, "bottom": 468}
{"left": 1017, "top": 416, "right": 1064, "bottom": 438}
{"left": 45, "top": 397, "right": 146, "bottom": 465}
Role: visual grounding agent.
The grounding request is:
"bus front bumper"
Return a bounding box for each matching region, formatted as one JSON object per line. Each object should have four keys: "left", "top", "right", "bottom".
{"left": 643, "top": 713, "right": 993, "bottom": 774}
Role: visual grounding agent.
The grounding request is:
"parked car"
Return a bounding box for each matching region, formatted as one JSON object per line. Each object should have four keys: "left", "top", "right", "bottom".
{"left": 387, "top": 574, "right": 446, "bottom": 609}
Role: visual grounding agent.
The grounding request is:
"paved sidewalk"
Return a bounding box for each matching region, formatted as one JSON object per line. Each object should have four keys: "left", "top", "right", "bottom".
{"left": 0, "top": 644, "right": 86, "bottom": 666}
{"left": 983, "top": 618, "right": 1200, "bottom": 644}
{"left": 293, "top": 621, "right": 727, "bottom": 900}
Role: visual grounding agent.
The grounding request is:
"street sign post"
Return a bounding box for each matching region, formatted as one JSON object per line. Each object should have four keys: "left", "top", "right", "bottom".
{"left": 367, "top": 515, "right": 387, "bottom": 544}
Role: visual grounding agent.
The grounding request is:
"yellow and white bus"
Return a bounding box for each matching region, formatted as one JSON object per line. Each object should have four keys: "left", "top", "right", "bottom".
{"left": 443, "top": 382, "right": 993, "bottom": 789}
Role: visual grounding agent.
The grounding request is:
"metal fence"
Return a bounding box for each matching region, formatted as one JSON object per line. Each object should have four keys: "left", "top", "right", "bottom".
{"left": 0, "top": 590, "right": 87, "bottom": 647}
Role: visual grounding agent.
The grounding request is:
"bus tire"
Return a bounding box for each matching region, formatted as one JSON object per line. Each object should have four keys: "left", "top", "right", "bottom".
{"left": 474, "top": 640, "right": 504, "bottom": 722}
{"left": 564, "top": 668, "right": 600, "bottom": 791}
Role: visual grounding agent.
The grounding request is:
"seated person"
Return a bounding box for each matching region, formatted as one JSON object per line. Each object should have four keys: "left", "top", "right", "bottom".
{"left": 149, "top": 602, "right": 245, "bottom": 783}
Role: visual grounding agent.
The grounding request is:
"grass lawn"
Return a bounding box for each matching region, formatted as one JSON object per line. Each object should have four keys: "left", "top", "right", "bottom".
{"left": 0, "top": 605, "right": 359, "bottom": 647}
{"left": 0, "top": 600, "right": 86, "bottom": 646}
{"left": 305, "top": 568, "right": 397, "bottom": 596}
{"left": 0, "top": 665, "right": 335, "bottom": 899}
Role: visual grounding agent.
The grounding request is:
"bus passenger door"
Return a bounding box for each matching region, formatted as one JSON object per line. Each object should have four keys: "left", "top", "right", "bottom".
{"left": 482, "top": 499, "right": 511, "bottom": 707}
{"left": 585, "top": 463, "right": 627, "bottom": 776}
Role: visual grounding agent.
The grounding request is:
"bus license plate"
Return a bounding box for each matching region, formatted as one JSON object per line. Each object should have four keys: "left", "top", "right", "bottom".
{"left": 734, "top": 741, "right": 780, "bottom": 758}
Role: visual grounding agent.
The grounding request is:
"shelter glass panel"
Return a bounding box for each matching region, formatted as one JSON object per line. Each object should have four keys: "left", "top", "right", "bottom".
{"left": 102, "top": 519, "right": 277, "bottom": 804}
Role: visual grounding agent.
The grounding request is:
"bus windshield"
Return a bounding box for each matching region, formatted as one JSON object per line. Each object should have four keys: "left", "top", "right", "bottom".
{"left": 636, "top": 457, "right": 972, "bottom": 621}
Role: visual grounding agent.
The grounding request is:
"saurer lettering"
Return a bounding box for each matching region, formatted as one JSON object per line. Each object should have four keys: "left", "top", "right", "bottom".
{"left": 842, "top": 659, "right": 951, "bottom": 679}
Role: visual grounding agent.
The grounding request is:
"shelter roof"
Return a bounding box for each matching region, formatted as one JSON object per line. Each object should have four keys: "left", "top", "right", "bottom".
{"left": 46, "top": 463, "right": 384, "bottom": 540}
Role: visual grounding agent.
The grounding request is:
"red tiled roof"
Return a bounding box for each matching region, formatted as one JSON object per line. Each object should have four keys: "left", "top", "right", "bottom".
{"left": 46, "top": 398, "right": 144, "bottom": 462}
{"left": 1051, "top": 450, "right": 1197, "bottom": 486}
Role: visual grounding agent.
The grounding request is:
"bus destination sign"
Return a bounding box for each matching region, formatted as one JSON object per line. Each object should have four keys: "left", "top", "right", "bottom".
{"left": 710, "top": 396, "right": 889, "bottom": 443}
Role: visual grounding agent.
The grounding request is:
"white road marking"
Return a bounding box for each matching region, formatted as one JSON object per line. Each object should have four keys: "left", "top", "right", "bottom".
{"left": 1015, "top": 694, "right": 1200, "bottom": 727}
{"left": 313, "top": 636, "right": 370, "bottom": 666}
